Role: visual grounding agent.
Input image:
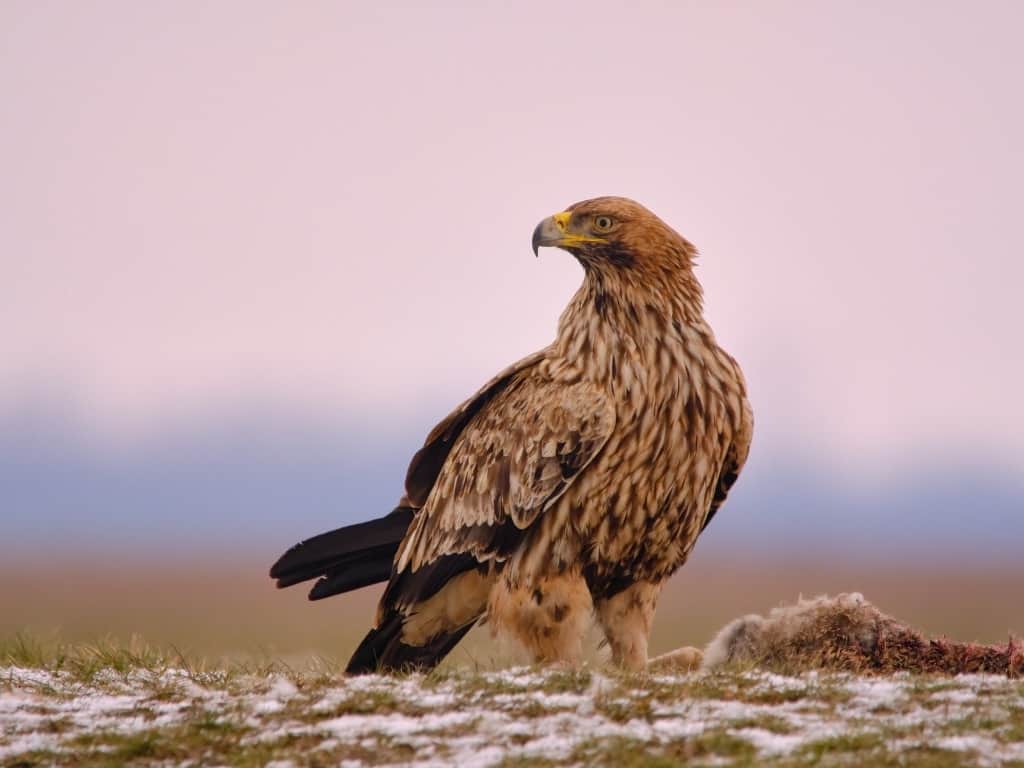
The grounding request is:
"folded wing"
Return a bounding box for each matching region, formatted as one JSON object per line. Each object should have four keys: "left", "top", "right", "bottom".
{"left": 269, "top": 351, "right": 546, "bottom": 600}
{"left": 348, "top": 372, "right": 615, "bottom": 673}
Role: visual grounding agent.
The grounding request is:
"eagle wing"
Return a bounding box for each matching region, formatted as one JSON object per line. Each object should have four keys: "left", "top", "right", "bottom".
{"left": 403, "top": 350, "right": 548, "bottom": 508}
{"left": 269, "top": 350, "right": 548, "bottom": 602}
{"left": 345, "top": 370, "right": 615, "bottom": 673}
{"left": 700, "top": 395, "right": 753, "bottom": 533}
{"left": 398, "top": 372, "right": 615, "bottom": 572}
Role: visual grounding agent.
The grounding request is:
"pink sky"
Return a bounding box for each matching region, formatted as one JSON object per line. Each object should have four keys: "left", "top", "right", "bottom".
{"left": 2, "top": 2, "right": 1022, "bottom": 471}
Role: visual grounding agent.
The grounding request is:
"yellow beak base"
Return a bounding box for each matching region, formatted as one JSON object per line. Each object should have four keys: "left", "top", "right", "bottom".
{"left": 531, "top": 211, "right": 607, "bottom": 256}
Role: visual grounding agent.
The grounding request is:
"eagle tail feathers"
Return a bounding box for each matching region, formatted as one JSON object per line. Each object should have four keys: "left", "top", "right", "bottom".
{"left": 269, "top": 505, "right": 414, "bottom": 600}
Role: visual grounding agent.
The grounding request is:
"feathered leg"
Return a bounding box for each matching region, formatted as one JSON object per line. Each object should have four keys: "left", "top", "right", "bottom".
{"left": 595, "top": 581, "right": 662, "bottom": 671}
{"left": 488, "top": 571, "right": 594, "bottom": 666}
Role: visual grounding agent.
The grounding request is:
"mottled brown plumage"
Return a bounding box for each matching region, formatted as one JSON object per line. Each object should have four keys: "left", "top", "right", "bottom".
{"left": 271, "top": 196, "right": 752, "bottom": 674}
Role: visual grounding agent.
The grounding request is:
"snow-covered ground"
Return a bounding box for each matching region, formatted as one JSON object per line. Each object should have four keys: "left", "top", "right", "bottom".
{"left": 2, "top": 664, "right": 1023, "bottom": 766}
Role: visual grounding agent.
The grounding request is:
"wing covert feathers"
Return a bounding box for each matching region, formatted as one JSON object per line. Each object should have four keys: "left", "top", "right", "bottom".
{"left": 405, "top": 351, "right": 546, "bottom": 507}
{"left": 396, "top": 375, "right": 616, "bottom": 574}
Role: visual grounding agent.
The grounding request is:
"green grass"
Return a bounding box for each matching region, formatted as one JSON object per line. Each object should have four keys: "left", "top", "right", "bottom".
{"left": 727, "top": 713, "right": 795, "bottom": 734}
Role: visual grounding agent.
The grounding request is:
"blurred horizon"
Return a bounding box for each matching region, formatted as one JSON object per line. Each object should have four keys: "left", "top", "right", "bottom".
{"left": 3, "top": 398, "right": 1022, "bottom": 565}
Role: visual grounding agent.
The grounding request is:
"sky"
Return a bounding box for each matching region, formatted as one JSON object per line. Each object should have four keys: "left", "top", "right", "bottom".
{"left": 2, "top": 1, "right": 1023, "bottom": 487}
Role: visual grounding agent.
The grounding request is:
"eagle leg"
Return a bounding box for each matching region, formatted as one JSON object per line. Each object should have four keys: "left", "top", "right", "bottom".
{"left": 488, "top": 571, "right": 593, "bottom": 667}
{"left": 595, "top": 580, "right": 662, "bottom": 672}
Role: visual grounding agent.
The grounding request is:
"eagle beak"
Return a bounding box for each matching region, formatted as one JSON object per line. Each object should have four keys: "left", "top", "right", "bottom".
{"left": 531, "top": 211, "right": 605, "bottom": 257}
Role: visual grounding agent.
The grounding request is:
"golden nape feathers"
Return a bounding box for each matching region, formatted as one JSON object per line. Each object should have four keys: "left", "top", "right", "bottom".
{"left": 270, "top": 196, "right": 753, "bottom": 674}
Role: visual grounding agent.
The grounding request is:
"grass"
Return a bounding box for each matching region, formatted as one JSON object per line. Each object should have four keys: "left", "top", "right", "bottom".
{"left": 797, "top": 731, "right": 886, "bottom": 760}
{"left": 727, "top": 713, "right": 795, "bottom": 734}
{"left": 0, "top": 632, "right": 311, "bottom": 692}
{"left": 3, "top": 634, "right": 1024, "bottom": 767}
{"left": 565, "top": 733, "right": 758, "bottom": 767}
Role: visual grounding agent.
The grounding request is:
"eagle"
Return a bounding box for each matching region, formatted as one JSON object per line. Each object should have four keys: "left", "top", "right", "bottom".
{"left": 270, "top": 197, "right": 753, "bottom": 674}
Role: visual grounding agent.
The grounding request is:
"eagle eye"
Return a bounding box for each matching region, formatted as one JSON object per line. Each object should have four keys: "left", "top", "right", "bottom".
{"left": 594, "top": 215, "right": 614, "bottom": 232}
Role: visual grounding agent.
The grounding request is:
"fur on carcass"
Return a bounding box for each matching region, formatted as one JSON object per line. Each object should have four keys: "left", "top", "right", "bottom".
{"left": 649, "top": 593, "right": 1022, "bottom": 678}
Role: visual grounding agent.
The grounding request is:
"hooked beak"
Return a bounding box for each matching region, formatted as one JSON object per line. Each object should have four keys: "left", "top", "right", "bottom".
{"left": 531, "top": 211, "right": 606, "bottom": 257}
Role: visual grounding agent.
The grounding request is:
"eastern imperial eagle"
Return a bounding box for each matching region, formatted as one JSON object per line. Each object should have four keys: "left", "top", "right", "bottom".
{"left": 270, "top": 197, "right": 753, "bottom": 674}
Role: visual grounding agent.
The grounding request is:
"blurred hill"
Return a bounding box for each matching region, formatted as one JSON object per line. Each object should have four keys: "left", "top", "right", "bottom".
{"left": 2, "top": 407, "right": 1021, "bottom": 563}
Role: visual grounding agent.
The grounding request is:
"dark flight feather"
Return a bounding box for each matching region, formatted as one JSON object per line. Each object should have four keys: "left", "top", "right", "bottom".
{"left": 346, "top": 554, "right": 486, "bottom": 674}
{"left": 269, "top": 506, "right": 414, "bottom": 598}
{"left": 345, "top": 608, "right": 476, "bottom": 674}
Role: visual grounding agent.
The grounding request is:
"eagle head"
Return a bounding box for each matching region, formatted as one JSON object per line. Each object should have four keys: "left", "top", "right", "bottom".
{"left": 531, "top": 196, "right": 696, "bottom": 276}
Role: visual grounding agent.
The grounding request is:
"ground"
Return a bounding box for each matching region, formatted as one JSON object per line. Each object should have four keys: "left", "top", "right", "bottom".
{"left": 2, "top": 641, "right": 1023, "bottom": 767}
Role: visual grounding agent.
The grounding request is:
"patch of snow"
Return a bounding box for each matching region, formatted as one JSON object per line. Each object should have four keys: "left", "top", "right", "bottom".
{"left": 4, "top": 666, "right": 1024, "bottom": 766}
{"left": 0, "top": 730, "right": 59, "bottom": 761}
{"left": 252, "top": 676, "right": 298, "bottom": 714}
{"left": 320, "top": 710, "right": 479, "bottom": 739}
{"left": 844, "top": 676, "right": 908, "bottom": 708}
{"left": 735, "top": 727, "right": 807, "bottom": 755}
{"left": 934, "top": 734, "right": 989, "bottom": 752}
